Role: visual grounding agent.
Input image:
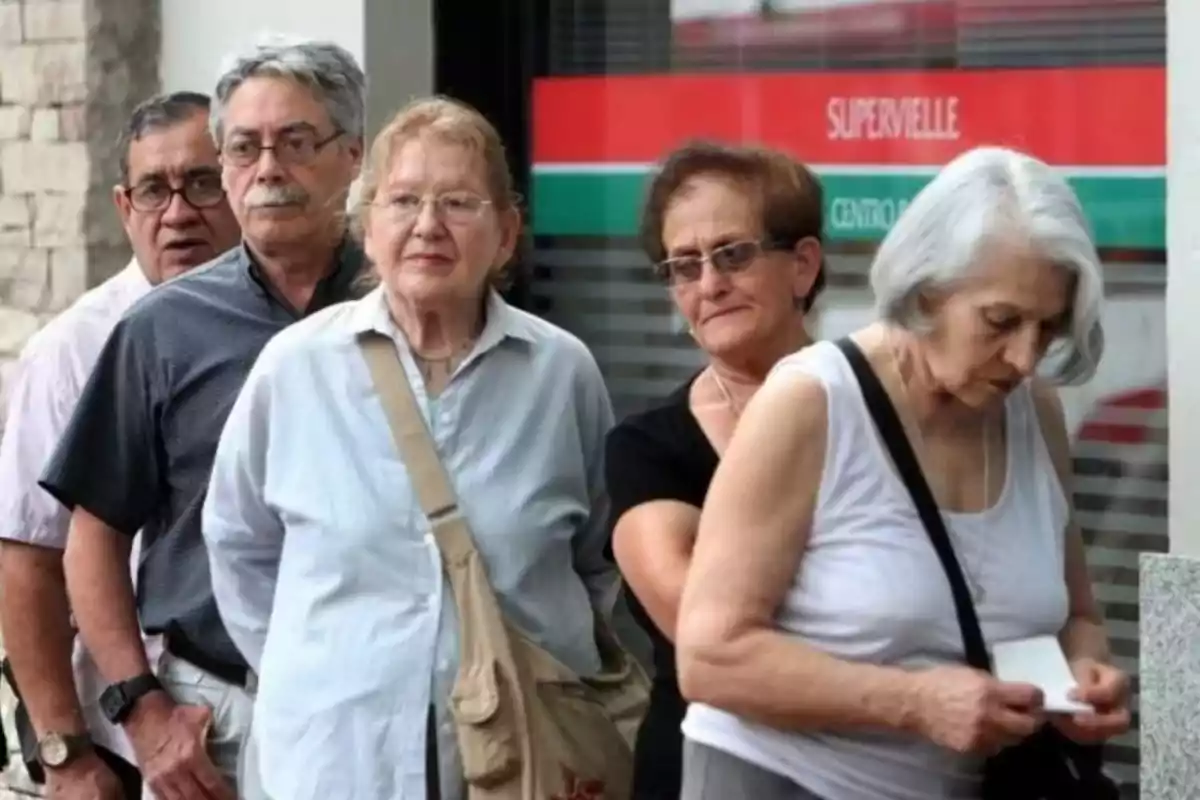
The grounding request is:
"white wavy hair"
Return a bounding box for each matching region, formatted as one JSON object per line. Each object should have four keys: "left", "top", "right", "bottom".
{"left": 870, "top": 145, "right": 1105, "bottom": 385}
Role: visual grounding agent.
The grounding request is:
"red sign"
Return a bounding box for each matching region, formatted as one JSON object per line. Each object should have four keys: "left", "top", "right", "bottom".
{"left": 532, "top": 68, "right": 1163, "bottom": 168}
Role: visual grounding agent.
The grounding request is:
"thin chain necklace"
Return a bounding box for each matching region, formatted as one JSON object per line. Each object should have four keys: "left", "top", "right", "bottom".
{"left": 707, "top": 332, "right": 813, "bottom": 418}
{"left": 889, "top": 342, "right": 992, "bottom": 603}
{"left": 710, "top": 369, "right": 747, "bottom": 418}
{"left": 409, "top": 315, "right": 483, "bottom": 392}
{"left": 413, "top": 339, "right": 475, "bottom": 370}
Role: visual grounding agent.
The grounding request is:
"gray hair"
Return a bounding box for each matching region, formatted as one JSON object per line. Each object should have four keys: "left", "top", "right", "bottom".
{"left": 211, "top": 34, "right": 366, "bottom": 144}
{"left": 118, "top": 91, "right": 211, "bottom": 184}
{"left": 870, "top": 145, "right": 1105, "bottom": 385}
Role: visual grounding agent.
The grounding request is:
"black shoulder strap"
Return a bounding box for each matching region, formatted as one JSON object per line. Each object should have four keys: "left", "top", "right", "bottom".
{"left": 834, "top": 337, "right": 993, "bottom": 672}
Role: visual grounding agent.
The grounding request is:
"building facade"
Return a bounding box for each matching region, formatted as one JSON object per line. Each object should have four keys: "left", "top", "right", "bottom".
{"left": 0, "top": 0, "right": 1195, "bottom": 797}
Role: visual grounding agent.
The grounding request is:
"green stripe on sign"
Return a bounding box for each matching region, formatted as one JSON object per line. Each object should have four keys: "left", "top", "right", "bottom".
{"left": 531, "top": 171, "right": 1165, "bottom": 250}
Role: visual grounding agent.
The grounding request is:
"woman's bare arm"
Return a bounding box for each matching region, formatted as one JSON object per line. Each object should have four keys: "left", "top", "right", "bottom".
{"left": 612, "top": 501, "right": 699, "bottom": 641}
{"left": 1031, "top": 382, "right": 1112, "bottom": 664}
{"left": 676, "top": 370, "right": 924, "bottom": 733}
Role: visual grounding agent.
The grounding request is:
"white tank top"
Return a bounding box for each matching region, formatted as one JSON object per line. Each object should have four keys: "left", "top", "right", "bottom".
{"left": 682, "top": 340, "right": 1071, "bottom": 800}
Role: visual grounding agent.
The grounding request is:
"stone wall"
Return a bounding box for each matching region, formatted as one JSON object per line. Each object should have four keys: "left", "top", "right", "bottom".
{"left": 0, "top": 0, "right": 158, "bottom": 430}
{"left": 0, "top": 0, "right": 159, "bottom": 793}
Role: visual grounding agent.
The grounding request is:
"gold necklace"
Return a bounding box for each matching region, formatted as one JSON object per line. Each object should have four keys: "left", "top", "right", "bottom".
{"left": 407, "top": 301, "right": 486, "bottom": 375}
{"left": 412, "top": 338, "right": 476, "bottom": 395}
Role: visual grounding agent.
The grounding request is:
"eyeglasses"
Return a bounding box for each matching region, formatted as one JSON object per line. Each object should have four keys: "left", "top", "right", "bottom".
{"left": 373, "top": 191, "right": 493, "bottom": 226}
{"left": 125, "top": 171, "right": 226, "bottom": 213}
{"left": 653, "top": 239, "right": 787, "bottom": 285}
{"left": 221, "top": 129, "right": 343, "bottom": 167}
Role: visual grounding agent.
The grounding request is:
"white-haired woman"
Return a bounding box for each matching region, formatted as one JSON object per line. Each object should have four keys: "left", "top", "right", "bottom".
{"left": 673, "top": 146, "right": 1131, "bottom": 799}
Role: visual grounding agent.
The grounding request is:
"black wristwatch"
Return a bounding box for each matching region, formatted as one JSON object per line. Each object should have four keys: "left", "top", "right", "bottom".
{"left": 99, "top": 673, "right": 163, "bottom": 725}
{"left": 35, "top": 731, "right": 91, "bottom": 769}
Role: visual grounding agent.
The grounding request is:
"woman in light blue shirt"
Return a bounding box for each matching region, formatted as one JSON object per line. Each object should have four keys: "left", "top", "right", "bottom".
{"left": 201, "top": 96, "right": 619, "bottom": 800}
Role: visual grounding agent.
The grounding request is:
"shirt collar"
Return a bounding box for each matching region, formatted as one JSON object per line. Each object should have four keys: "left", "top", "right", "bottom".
{"left": 350, "top": 285, "right": 536, "bottom": 355}
{"left": 123, "top": 258, "right": 153, "bottom": 293}
{"left": 239, "top": 233, "right": 367, "bottom": 317}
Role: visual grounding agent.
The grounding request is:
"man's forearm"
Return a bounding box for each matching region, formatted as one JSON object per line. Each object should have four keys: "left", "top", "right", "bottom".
{"left": 0, "top": 543, "right": 87, "bottom": 735}
{"left": 63, "top": 512, "right": 151, "bottom": 683}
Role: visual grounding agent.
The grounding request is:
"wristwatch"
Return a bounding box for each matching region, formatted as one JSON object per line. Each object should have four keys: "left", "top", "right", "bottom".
{"left": 35, "top": 732, "right": 91, "bottom": 769}
{"left": 99, "top": 673, "right": 164, "bottom": 725}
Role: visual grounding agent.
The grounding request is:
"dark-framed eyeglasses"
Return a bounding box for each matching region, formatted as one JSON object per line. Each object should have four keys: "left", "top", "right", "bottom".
{"left": 221, "top": 129, "right": 343, "bottom": 168}
{"left": 125, "top": 171, "right": 227, "bottom": 213}
{"left": 653, "top": 239, "right": 788, "bottom": 285}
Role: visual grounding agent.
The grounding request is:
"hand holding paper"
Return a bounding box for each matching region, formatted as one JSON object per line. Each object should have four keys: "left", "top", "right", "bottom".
{"left": 1056, "top": 656, "right": 1133, "bottom": 743}
{"left": 992, "top": 635, "right": 1093, "bottom": 715}
{"left": 992, "top": 635, "right": 1131, "bottom": 743}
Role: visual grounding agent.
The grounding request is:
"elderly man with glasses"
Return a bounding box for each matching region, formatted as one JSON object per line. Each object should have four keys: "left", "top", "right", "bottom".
{"left": 0, "top": 91, "right": 239, "bottom": 800}
{"left": 36, "top": 36, "right": 367, "bottom": 800}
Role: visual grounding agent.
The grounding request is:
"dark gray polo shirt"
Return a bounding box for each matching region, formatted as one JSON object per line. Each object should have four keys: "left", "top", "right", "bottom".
{"left": 40, "top": 238, "right": 366, "bottom": 681}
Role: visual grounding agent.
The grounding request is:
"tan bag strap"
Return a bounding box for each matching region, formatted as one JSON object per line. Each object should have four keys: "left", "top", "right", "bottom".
{"left": 359, "top": 333, "right": 540, "bottom": 786}
{"left": 362, "top": 332, "right": 632, "bottom": 659}
{"left": 358, "top": 333, "right": 478, "bottom": 566}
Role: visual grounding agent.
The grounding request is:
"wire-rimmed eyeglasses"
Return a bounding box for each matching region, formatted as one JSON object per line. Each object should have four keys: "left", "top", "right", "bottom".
{"left": 653, "top": 239, "right": 789, "bottom": 285}
{"left": 372, "top": 191, "right": 494, "bottom": 226}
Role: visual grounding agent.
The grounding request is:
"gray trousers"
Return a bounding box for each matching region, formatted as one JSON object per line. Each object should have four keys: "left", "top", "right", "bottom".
{"left": 239, "top": 718, "right": 267, "bottom": 800}
{"left": 681, "top": 739, "right": 825, "bottom": 800}
{"left": 142, "top": 651, "right": 257, "bottom": 799}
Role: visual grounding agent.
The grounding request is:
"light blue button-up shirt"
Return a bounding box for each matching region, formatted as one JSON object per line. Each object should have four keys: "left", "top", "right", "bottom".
{"left": 201, "top": 287, "right": 618, "bottom": 800}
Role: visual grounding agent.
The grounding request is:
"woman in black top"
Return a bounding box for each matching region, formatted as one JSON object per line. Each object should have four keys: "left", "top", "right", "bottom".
{"left": 605, "top": 140, "right": 826, "bottom": 799}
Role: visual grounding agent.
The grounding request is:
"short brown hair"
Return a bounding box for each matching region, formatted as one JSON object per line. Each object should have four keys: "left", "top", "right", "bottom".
{"left": 640, "top": 140, "right": 826, "bottom": 310}
{"left": 354, "top": 96, "right": 521, "bottom": 289}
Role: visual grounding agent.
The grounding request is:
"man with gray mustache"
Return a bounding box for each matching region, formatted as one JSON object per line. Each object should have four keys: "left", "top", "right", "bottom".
{"left": 39, "top": 36, "right": 367, "bottom": 800}
{"left": 245, "top": 183, "right": 310, "bottom": 208}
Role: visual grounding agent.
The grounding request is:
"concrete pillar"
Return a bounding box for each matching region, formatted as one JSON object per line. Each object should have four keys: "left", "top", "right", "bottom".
{"left": 1165, "top": 0, "right": 1200, "bottom": 560}
{"left": 362, "top": 0, "right": 433, "bottom": 142}
{"left": 1140, "top": 0, "right": 1200, "bottom": 795}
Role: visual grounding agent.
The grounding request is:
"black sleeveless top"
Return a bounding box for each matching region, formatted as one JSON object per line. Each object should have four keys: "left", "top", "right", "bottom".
{"left": 604, "top": 378, "right": 719, "bottom": 800}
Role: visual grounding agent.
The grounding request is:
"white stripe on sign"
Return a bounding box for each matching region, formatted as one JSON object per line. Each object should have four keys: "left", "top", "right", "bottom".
{"left": 531, "top": 163, "right": 1167, "bottom": 179}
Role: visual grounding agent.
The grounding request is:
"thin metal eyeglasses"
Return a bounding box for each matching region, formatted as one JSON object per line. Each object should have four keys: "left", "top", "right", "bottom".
{"left": 221, "top": 128, "right": 343, "bottom": 167}
{"left": 653, "top": 239, "right": 788, "bottom": 285}
{"left": 124, "top": 171, "right": 226, "bottom": 213}
{"left": 372, "top": 191, "right": 494, "bottom": 226}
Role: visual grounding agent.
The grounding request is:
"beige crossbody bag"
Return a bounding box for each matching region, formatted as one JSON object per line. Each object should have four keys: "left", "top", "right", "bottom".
{"left": 360, "top": 334, "right": 650, "bottom": 800}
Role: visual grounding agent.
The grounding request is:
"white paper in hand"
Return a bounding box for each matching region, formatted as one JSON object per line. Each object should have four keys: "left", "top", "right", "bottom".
{"left": 991, "top": 635, "right": 1094, "bottom": 715}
